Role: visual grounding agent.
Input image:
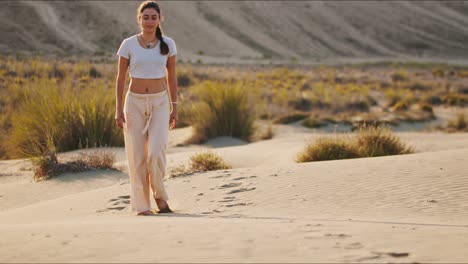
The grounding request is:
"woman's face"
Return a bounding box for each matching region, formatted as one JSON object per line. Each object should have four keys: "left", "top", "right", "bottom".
{"left": 139, "top": 8, "right": 160, "bottom": 33}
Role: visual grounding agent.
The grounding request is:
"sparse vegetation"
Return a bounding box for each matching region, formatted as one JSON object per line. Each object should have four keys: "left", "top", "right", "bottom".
{"left": 296, "top": 135, "right": 360, "bottom": 162}
{"left": 190, "top": 151, "right": 232, "bottom": 171}
{"left": 354, "top": 126, "right": 414, "bottom": 157}
{"left": 186, "top": 81, "right": 255, "bottom": 143}
{"left": 296, "top": 126, "right": 414, "bottom": 163}
{"left": 1, "top": 55, "right": 467, "bottom": 160}
{"left": 31, "top": 140, "right": 117, "bottom": 182}
{"left": 256, "top": 122, "right": 274, "bottom": 140}
{"left": 169, "top": 151, "right": 232, "bottom": 178}
{"left": 447, "top": 113, "right": 467, "bottom": 132}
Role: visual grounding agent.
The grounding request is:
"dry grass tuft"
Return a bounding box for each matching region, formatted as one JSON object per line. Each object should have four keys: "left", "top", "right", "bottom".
{"left": 187, "top": 81, "right": 255, "bottom": 143}
{"left": 447, "top": 112, "right": 467, "bottom": 132}
{"left": 295, "top": 135, "right": 360, "bottom": 162}
{"left": 296, "top": 126, "right": 414, "bottom": 163}
{"left": 190, "top": 151, "right": 232, "bottom": 171}
{"left": 355, "top": 126, "right": 414, "bottom": 157}
{"left": 32, "top": 147, "right": 116, "bottom": 182}
{"left": 169, "top": 151, "right": 232, "bottom": 178}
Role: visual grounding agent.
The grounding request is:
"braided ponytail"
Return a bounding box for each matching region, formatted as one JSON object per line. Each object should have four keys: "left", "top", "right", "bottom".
{"left": 156, "top": 26, "right": 169, "bottom": 55}
{"left": 138, "top": 1, "right": 169, "bottom": 56}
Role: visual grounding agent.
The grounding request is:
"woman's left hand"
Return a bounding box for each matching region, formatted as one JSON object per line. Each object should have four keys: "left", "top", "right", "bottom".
{"left": 169, "top": 107, "right": 178, "bottom": 130}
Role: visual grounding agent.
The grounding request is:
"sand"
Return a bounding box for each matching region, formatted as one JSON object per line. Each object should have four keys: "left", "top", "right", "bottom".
{"left": 1, "top": 126, "right": 468, "bottom": 263}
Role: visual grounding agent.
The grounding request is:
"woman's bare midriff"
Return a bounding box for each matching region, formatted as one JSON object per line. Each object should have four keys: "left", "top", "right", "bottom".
{"left": 129, "top": 77, "right": 167, "bottom": 94}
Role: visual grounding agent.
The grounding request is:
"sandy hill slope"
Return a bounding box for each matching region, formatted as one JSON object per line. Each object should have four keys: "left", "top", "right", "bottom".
{"left": 1, "top": 130, "right": 468, "bottom": 262}
{"left": 2, "top": 1, "right": 468, "bottom": 63}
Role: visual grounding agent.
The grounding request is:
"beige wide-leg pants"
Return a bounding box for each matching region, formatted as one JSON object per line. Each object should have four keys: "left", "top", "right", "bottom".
{"left": 123, "top": 89, "right": 170, "bottom": 213}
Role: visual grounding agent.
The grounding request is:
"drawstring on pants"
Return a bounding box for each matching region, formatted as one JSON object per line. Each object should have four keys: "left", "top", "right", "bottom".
{"left": 142, "top": 96, "right": 153, "bottom": 135}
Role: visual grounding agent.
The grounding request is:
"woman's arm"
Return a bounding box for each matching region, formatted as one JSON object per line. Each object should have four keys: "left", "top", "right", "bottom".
{"left": 115, "top": 56, "right": 129, "bottom": 129}
{"left": 167, "top": 55, "right": 178, "bottom": 129}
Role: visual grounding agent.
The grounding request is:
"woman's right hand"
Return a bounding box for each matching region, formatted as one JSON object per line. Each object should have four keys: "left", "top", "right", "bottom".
{"left": 115, "top": 112, "right": 126, "bottom": 129}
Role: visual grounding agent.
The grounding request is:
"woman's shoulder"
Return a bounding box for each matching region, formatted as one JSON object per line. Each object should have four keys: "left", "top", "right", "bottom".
{"left": 162, "top": 35, "right": 176, "bottom": 44}
{"left": 121, "top": 35, "right": 138, "bottom": 44}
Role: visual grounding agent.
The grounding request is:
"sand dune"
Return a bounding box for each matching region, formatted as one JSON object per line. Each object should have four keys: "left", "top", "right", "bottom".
{"left": 1, "top": 128, "right": 468, "bottom": 262}
{"left": 2, "top": 1, "right": 468, "bottom": 64}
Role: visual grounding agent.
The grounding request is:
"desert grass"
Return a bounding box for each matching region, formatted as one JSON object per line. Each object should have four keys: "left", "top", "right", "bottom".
{"left": 295, "top": 135, "right": 360, "bottom": 162}
{"left": 10, "top": 77, "right": 122, "bottom": 158}
{"left": 186, "top": 81, "right": 255, "bottom": 143}
{"left": 250, "top": 121, "right": 275, "bottom": 141}
{"left": 1, "top": 56, "right": 123, "bottom": 159}
{"left": 1, "top": 55, "right": 467, "bottom": 160}
{"left": 27, "top": 134, "right": 117, "bottom": 181}
{"left": 190, "top": 151, "right": 232, "bottom": 171}
{"left": 169, "top": 151, "right": 232, "bottom": 178}
{"left": 296, "top": 126, "right": 414, "bottom": 163}
{"left": 447, "top": 112, "right": 467, "bottom": 132}
{"left": 258, "top": 122, "right": 274, "bottom": 140}
{"left": 355, "top": 126, "right": 414, "bottom": 157}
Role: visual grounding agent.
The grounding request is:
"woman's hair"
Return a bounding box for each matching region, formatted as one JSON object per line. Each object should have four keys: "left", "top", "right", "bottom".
{"left": 137, "top": 1, "right": 169, "bottom": 55}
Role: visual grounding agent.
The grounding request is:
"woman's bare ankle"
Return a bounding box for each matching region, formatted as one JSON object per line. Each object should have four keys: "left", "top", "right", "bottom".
{"left": 155, "top": 198, "right": 169, "bottom": 209}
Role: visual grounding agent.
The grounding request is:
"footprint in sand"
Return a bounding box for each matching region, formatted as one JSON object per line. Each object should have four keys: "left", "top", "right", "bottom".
{"left": 201, "top": 209, "right": 222, "bottom": 214}
{"left": 106, "top": 206, "right": 127, "bottom": 211}
{"left": 218, "top": 196, "right": 236, "bottom": 202}
{"left": 218, "top": 182, "right": 242, "bottom": 189}
{"left": 344, "top": 242, "right": 363, "bottom": 250}
{"left": 96, "top": 195, "right": 130, "bottom": 213}
{"left": 223, "top": 202, "right": 253, "bottom": 207}
{"left": 324, "top": 233, "right": 351, "bottom": 238}
{"left": 209, "top": 171, "right": 232, "bottom": 179}
{"left": 357, "top": 251, "right": 409, "bottom": 261}
{"left": 226, "top": 187, "right": 256, "bottom": 194}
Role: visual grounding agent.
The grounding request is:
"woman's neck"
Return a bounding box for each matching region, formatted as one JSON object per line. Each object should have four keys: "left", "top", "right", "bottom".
{"left": 141, "top": 31, "right": 156, "bottom": 41}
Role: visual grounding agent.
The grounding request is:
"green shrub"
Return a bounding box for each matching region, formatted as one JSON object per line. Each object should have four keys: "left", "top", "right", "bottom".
{"left": 188, "top": 81, "right": 255, "bottom": 143}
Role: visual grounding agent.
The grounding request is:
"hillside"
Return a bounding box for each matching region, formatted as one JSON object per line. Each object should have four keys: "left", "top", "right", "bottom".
{"left": 1, "top": 1, "right": 468, "bottom": 63}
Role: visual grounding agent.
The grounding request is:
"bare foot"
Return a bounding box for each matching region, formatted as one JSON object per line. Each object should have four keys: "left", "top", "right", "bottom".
{"left": 137, "top": 210, "right": 154, "bottom": 216}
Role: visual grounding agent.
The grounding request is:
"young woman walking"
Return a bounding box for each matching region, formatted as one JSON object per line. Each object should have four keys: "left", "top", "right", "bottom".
{"left": 115, "top": 1, "right": 178, "bottom": 216}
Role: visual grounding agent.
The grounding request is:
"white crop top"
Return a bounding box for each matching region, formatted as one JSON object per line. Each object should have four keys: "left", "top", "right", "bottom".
{"left": 116, "top": 35, "right": 177, "bottom": 79}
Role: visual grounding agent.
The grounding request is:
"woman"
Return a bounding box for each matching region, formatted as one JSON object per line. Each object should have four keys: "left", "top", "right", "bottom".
{"left": 115, "top": 1, "right": 178, "bottom": 216}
